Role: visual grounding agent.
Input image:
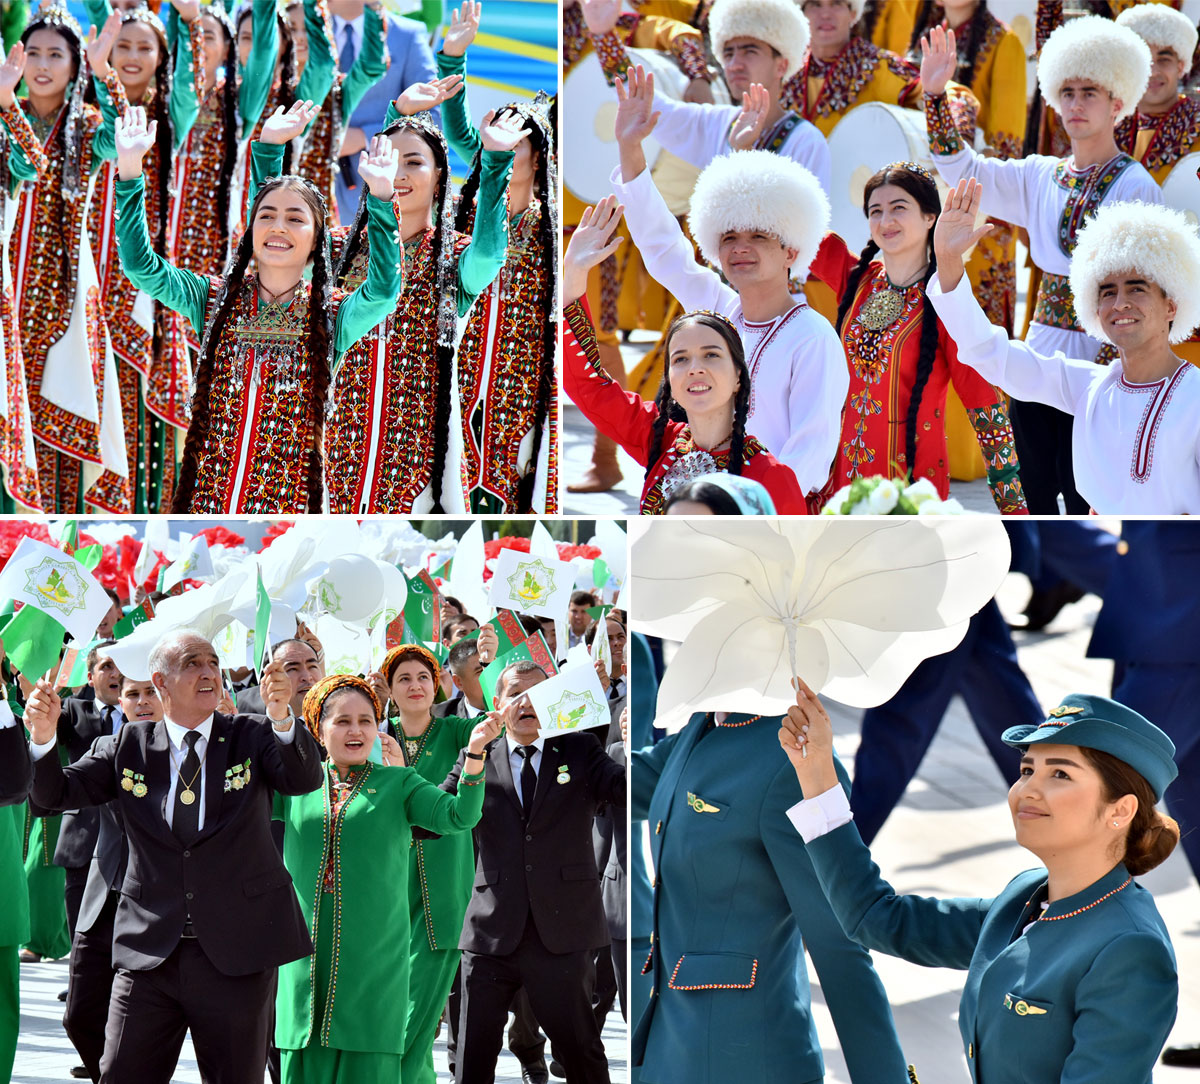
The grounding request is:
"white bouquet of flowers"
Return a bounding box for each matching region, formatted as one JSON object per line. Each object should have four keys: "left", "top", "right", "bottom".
{"left": 821, "top": 476, "right": 967, "bottom": 516}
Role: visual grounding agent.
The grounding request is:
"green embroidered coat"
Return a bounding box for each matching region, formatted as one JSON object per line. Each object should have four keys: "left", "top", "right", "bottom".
{"left": 274, "top": 761, "right": 484, "bottom": 1054}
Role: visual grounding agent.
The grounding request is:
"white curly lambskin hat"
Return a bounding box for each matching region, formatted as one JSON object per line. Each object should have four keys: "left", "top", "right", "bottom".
{"left": 1070, "top": 201, "right": 1200, "bottom": 345}
{"left": 709, "top": 0, "right": 811, "bottom": 80}
{"left": 1116, "top": 4, "right": 1198, "bottom": 76}
{"left": 686, "top": 150, "right": 830, "bottom": 275}
{"left": 1038, "top": 15, "right": 1152, "bottom": 123}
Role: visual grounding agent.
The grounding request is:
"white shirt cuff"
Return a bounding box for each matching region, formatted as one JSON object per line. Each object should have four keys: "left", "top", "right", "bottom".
{"left": 30, "top": 733, "right": 58, "bottom": 760}
{"left": 785, "top": 784, "right": 854, "bottom": 844}
{"left": 271, "top": 715, "right": 297, "bottom": 743}
{"left": 0, "top": 700, "right": 15, "bottom": 730}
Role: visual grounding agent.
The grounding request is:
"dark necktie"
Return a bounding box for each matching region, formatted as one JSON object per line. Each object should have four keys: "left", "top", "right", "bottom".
{"left": 517, "top": 745, "right": 537, "bottom": 821}
{"left": 338, "top": 22, "right": 356, "bottom": 74}
{"left": 101, "top": 705, "right": 114, "bottom": 733}
{"left": 173, "top": 731, "right": 202, "bottom": 844}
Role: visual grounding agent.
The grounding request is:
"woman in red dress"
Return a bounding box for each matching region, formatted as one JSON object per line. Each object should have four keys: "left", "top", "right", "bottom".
{"left": 564, "top": 196, "right": 804, "bottom": 515}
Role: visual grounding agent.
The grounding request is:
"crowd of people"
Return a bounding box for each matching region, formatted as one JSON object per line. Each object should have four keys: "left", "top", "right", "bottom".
{"left": 0, "top": 0, "right": 557, "bottom": 515}
{"left": 0, "top": 518, "right": 629, "bottom": 1084}
{"left": 563, "top": 0, "right": 1200, "bottom": 516}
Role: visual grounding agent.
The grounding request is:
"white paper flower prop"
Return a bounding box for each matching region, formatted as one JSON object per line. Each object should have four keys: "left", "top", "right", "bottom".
{"left": 631, "top": 519, "right": 1011, "bottom": 731}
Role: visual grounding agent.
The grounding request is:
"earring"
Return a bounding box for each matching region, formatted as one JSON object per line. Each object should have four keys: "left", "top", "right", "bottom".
{"left": 1113, "top": 821, "right": 1120, "bottom": 827}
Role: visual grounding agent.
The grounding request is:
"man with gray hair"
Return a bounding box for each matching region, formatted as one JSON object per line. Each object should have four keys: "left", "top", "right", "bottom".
{"left": 452, "top": 660, "right": 626, "bottom": 1083}
{"left": 24, "top": 629, "right": 323, "bottom": 1084}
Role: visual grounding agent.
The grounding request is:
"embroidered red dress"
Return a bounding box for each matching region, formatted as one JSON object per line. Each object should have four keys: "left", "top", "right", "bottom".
{"left": 563, "top": 297, "right": 805, "bottom": 515}
{"left": 809, "top": 234, "right": 1026, "bottom": 513}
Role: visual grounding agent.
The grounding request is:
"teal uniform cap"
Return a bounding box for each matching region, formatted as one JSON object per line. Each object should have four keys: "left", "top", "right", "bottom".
{"left": 1002, "top": 693, "right": 1178, "bottom": 801}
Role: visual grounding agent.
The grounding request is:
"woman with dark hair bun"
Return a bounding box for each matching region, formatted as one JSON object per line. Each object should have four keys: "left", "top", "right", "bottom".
{"left": 112, "top": 103, "right": 404, "bottom": 513}
{"left": 782, "top": 685, "right": 1180, "bottom": 1083}
{"left": 563, "top": 195, "right": 805, "bottom": 515}
{"left": 809, "top": 161, "right": 1027, "bottom": 514}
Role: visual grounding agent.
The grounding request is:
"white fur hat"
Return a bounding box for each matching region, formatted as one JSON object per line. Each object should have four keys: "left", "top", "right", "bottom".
{"left": 1116, "top": 4, "right": 1198, "bottom": 76}
{"left": 709, "top": 0, "right": 811, "bottom": 80}
{"left": 1037, "top": 15, "right": 1152, "bottom": 123}
{"left": 1070, "top": 201, "right": 1200, "bottom": 345}
{"left": 686, "top": 150, "right": 830, "bottom": 275}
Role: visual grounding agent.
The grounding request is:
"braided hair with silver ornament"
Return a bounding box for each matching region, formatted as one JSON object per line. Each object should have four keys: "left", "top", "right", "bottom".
{"left": 172, "top": 173, "right": 337, "bottom": 513}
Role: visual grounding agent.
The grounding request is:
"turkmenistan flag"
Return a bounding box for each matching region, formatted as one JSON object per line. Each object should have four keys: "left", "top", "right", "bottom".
{"left": 479, "top": 631, "right": 558, "bottom": 711}
{"left": 463, "top": 609, "right": 525, "bottom": 656}
{"left": 402, "top": 569, "right": 441, "bottom": 645}
{"left": 586, "top": 604, "right": 613, "bottom": 622}
{"left": 56, "top": 638, "right": 98, "bottom": 689}
{"left": 112, "top": 597, "right": 155, "bottom": 640}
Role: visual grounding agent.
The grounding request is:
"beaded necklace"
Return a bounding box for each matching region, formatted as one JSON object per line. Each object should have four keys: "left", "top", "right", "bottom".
{"left": 1036, "top": 876, "right": 1132, "bottom": 923}
{"left": 712, "top": 713, "right": 762, "bottom": 728}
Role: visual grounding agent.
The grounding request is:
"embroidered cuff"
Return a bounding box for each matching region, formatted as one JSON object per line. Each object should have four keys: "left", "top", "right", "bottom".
{"left": 591, "top": 28, "right": 631, "bottom": 83}
{"left": 188, "top": 14, "right": 206, "bottom": 98}
{"left": 926, "top": 92, "right": 963, "bottom": 157}
{"left": 671, "top": 34, "right": 709, "bottom": 82}
{"left": 784, "top": 783, "right": 853, "bottom": 843}
{"left": 1, "top": 103, "right": 49, "bottom": 177}
{"left": 104, "top": 67, "right": 130, "bottom": 116}
{"left": 564, "top": 298, "right": 613, "bottom": 382}
{"left": 461, "top": 769, "right": 485, "bottom": 785}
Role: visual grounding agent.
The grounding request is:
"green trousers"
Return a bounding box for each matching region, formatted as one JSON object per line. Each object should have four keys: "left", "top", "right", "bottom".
{"left": 0, "top": 945, "right": 17, "bottom": 1084}
{"left": 401, "top": 934, "right": 461, "bottom": 1084}
{"left": 23, "top": 814, "right": 69, "bottom": 960}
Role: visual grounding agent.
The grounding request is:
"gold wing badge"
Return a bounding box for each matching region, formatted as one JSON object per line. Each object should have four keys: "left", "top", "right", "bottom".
{"left": 686, "top": 792, "right": 721, "bottom": 814}
{"left": 1004, "top": 994, "right": 1048, "bottom": 1015}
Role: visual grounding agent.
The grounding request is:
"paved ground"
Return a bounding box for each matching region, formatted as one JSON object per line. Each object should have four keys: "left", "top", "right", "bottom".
{"left": 12, "top": 964, "right": 628, "bottom": 1083}
{"left": 561, "top": 331, "right": 997, "bottom": 516}
{"left": 637, "top": 537, "right": 1200, "bottom": 1083}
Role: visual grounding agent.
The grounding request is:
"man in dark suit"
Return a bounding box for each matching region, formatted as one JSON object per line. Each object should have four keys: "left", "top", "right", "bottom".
{"left": 25, "top": 629, "right": 324, "bottom": 1084}
{"left": 63, "top": 673, "right": 162, "bottom": 1083}
{"left": 329, "top": 0, "right": 437, "bottom": 222}
{"left": 452, "top": 660, "right": 626, "bottom": 1084}
{"left": 55, "top": 643, "right": 124, "bottom": 937}
{"left": 235, "top": 637, "right": 323, "bottom": 717}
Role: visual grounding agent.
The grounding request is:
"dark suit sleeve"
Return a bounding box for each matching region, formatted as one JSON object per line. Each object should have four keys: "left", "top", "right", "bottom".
{"left": 587, "top": 738, "right": 626, "bottom": 807}
{"left": 0, "top": 720, "right": 32, "bottom": 805}
{"left": 31, "top": 736, "right": 120, "bottom": 813}
{"left": 251, "top": 717, "right": 324, "bottom": 796}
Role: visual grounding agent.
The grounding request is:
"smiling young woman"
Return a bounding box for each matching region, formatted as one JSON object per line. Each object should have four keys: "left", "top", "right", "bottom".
{"left": 781, "top": 684, "right": 1180, "bottom": 1084}
{"left": 111, "top": 103, "right": 404, "bottom": 512}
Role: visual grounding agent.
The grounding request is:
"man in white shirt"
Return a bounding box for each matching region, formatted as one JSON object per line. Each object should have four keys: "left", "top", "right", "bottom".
{"left": 609, "top": 65, "right": 847, "bottom": 497}
{"left": 581, "top": 0, "right": 831, "bottom": 191}
{"left": 25, "top": 630, "right": 323, "bottom": 1084}
{"left": 929, "top": 178, "right": 1200, "bottom": 514}
{"left": 921, "top": 16, "right": 1163, "bottom": 512}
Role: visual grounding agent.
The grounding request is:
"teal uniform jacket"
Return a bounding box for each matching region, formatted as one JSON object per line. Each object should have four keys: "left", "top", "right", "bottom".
{"left": 804, "top": 822, "right": 1177, "bottom": 1083}
{"left": 632, "top": 712, "right": 907, "bottom": 1084}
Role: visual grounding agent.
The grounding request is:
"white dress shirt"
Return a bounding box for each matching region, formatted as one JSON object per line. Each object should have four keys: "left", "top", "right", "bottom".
{"left": 505, "top": 733, "right": 546, "bottom": 806}
{"left": 785, "top": 783, "right": 855, "bottom": 843}
{"left": 332, "top": 13, "right": 365, "bottom": 67}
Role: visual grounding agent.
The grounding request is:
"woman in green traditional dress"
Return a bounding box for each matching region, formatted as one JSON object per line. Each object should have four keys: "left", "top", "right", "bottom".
{"left": 276, "top": 673, "right": 497, "bottom": 1084}
{"left": 377, "top": 642, "right": 490, "bottom": 1084}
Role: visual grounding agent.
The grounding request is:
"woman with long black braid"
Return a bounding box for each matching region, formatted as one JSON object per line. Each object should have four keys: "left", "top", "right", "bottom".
{"left": 809, "top": 162, "right": 1027, "bottom": 513}
{"left": 112, "top": 103, "right": 403, "bottom": 513}
{"left": 249, "top": 84, "right": 520, "bottom": 513}
{"left": 437, "top": 1, "right": 559, "bottom": 513}
{"left": 564, "top": 195, "right": 805, "bottom": 515}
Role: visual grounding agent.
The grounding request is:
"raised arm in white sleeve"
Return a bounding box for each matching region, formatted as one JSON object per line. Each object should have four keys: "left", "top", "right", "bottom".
{"left": 927, "top": 270, "right": 1100, "bottom": 414}
{"left": 609, "top": 164, "right": 738, "bottom": 313}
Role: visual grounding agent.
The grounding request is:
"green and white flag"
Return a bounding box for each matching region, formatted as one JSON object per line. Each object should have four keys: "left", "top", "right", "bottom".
{"left": 480, "top": 631, "right": 558, "bottom": 711}
{"left": 589, "top": 611, "right": 611, "bottom": 675}
{"left": 161, "top": 534, "right": 214, "bottom": 592}
{"left": 488, "top": 550, "right": 575, "bottom": 620}
{"left": 0, "top": 536, "right": 113, "bottom": 644}
{"left": 56, "top": 638, "right": 98, "bottom": 689}
{"left": 402, "top": 569, "right": 441, "bottom": 645}
{"left": 254, "top": 567, "right": 272, "bottom": 677}
{"left": 525, "top": 663, "right": 610, "bottom": 736}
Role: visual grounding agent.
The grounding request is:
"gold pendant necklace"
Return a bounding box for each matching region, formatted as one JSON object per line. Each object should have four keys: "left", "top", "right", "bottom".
{"left": 170, "top": 741, "right": 208, "bottom": 807}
